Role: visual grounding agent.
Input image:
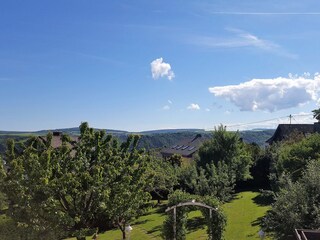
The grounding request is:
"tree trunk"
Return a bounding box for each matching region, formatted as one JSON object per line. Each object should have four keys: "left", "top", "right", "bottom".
{"left": 122, "top": 229, "right": 126, "bottom": 239}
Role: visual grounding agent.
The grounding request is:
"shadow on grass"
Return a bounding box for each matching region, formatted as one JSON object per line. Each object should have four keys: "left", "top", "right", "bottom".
{"left": 224, "top": 193, "right": 241, "bottom": 203}
{"left": 133, "top": 219, "right": 149, "bottom": 225}
{"left": 252, "top": 193, "right": 273, "bottom": 207}
{"left": 226, "top": 188, "right": 264, "bottom": 203}
{"left": 251, "top": 216, "right": 264, "bottom": 227}
{"left": 155, "top": 204, "right": 169, "bottom": 215}
{"left": 247, "top": 233, "right": 256, "bottom": 238}
{"left": 147, "top": 225, "right": 163, "bottom": 235}
{"left": 186, "top": 216, "right": 206, "bottom": 233}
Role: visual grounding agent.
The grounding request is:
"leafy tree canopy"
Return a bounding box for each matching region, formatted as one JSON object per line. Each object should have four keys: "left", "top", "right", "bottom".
{"left": 146, "top": 156, "right": 178, "bottom": 203}
{"left": 197, "top": 125, "right": 252, "bottom": 182}
{"left": 264, "top": 159, "right": 320, "bottom": 239}
{"left": 0, "top": 122, "right": 151, "bottom": 240}
{"left": 312, "top": 108, "right": 320, "bottom": 122}
{"left": 272, "top": 133, "right": 320, "bottom": 182}
{"left": 189, "top": 126, "right": 253, "bottom": 201}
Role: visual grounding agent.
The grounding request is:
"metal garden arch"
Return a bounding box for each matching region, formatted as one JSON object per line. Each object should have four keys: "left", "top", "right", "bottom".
{"left": 165, "top": 200, "right": 218, "bottom": 240}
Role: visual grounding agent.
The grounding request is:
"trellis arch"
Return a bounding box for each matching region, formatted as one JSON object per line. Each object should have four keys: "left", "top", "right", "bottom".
{"left": 165, "top": 200, "right": 218, "bottom": 240}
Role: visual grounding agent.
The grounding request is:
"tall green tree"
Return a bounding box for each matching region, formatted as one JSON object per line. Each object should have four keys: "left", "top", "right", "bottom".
{"left": 312, "top": 108, "right": 320, "bottom": 122}
{"left": 178, "top": 164, "right": 198, "bottom": 194}
{"left": 244, "top": 143, "right": 271, "bottom": 189}
{"left": 146, "top": 156, "right": 178, "bottom": 204}
{"left": 197, "top": 125, "right": 252, "bottom": 182}
{"left": 105, "top": 134, "right": 151, "bottom": 240}
{"left": 195, "top": 125, "right": 252, "bottom": 200}
{"left": 263, "top": 160, "right": 320, "bottom": 239}
{"left": 167, "top": 153, "right": 183, "bottom": 167}
{"left": 0, "top": 123, "right": 151, "bottom": 240}
{"left": 0, "top": 136, "right": 66, "bottom": 239}
{"left": 271, "top": 133, "right": 320, "bottom": 183}
{"left": 195, "top": 162, "right": 235, "bottom": 201}
{"left": 0, "top": 155, "right": 6, "bottom": 211}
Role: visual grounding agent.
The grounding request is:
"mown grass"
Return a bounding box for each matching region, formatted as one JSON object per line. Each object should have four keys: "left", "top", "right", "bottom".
{"left": 223, "top": 191, "right": 271, "bottom": 240}
{"left": 65, "top": 209, "right": 207, "bottom": 240}
{"left": 0, "top": 191, "right": 271, "bottom": 239}
{"left": 64, "top": 191, "right": 271, "bottom": 240}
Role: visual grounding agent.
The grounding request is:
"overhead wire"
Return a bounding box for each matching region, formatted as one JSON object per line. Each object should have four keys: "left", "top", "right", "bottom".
{"left": 207, "top": 113, "right": 313, "bottom": 130}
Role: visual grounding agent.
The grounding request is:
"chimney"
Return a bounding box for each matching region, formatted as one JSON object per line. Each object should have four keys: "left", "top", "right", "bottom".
{"left": 53, "top": 131, "right": 62, "bottom": 136}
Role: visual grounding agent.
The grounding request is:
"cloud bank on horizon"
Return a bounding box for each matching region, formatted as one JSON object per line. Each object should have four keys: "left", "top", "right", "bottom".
{"left": 151, "top": 58, "right": 175, "bottom": 80}
{"left": 209, "top": 73, "right": 320, "bottom": 112}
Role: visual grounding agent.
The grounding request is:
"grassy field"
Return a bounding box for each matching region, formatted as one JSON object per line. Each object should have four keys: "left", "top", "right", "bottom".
{"left": 0, "top": 191, "right": 271, "bottom": 239}
{"left": 223, "top": 191, "right": 271, "bottom": 240}
{"left": 64, "top": 191, "right": 271, "bottom": 240}
{"left": 1, "top": 191, "right": 271, "bottom": 240}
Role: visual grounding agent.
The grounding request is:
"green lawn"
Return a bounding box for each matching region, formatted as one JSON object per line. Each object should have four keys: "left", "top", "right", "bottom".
{"left": 65, "top": 191, "right": 271, "bottom": 240}
{"left": 0, "top": 191, "right": 271, "bottom": 239}
{"left": 223, "top": 191, "right": 271, "bottom": 240}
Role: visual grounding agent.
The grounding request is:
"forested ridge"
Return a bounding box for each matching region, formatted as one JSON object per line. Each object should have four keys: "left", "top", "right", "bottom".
{"left": 0, "top": 128, "right": 275, "bottom": 157}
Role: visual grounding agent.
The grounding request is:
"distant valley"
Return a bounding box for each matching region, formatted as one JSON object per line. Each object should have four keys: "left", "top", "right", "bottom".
{"left": 0, "top": 128, "right": 275, "bottom": 155}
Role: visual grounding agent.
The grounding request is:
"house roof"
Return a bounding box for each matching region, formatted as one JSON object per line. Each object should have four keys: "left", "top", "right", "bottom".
{"left": 160, "top": 134, "right": 204, "bottom": 158}
{"left": 266, "top": 124, "right": 316, "bottom": 144}
{"left": 295, "top": 229, "right": 320, "bottom": 240}
{"left": 38, "top": 132, "right": 78, "bottom": 148}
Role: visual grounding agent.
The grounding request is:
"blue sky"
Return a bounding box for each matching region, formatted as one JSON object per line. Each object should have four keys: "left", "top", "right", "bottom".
{"left": 1, "top": 0, "right": 320, "bottom": 131}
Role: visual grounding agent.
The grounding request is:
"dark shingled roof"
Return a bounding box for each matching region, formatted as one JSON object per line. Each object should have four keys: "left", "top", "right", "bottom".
{"left": 160, "top": 134, "right": 204, "bottom": 158}
{"left": 294, "top": 229, "right": 320, "bottom": 240}
{"left": 266, "top": 123, "right": 319, "bottom": 144}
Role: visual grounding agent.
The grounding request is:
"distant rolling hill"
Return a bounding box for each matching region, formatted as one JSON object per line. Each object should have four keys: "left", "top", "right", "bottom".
{"left": 138, "top": 129, "right": 205, "bottom": 134}
{"left": 0, "top": 128, "right": 275, "bottom": 156}
{"left": 0, "top": 127, "right": 128, "bottom": 136}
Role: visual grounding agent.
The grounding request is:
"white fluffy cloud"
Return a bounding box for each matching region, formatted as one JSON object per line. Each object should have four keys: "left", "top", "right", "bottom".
{"left": 151, "top": 58, "right": 175, "bottom": 80}
{"left": 187, "top": 103, "right": 200, "bottom": 110}
{"left": 209, "top": 73, "right": 320, "bottom": 112}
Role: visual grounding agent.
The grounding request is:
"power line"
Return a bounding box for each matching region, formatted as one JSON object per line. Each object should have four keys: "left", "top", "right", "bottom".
{"left": 226, "top": 117, "right": 286, "bottom": 128}
{"left": 207, "top": 113, "right": 314, "bottom": 130}
{"left": 228, "top": 113, "right": 313, "bottom": 128}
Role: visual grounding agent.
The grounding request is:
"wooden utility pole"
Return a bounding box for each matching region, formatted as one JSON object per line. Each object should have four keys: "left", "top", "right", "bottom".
{"left": 173, "top": 207, "right": 176, "bottom": 240}
{"left": 289, "top": 114, "right": 292, "bottom": 124}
